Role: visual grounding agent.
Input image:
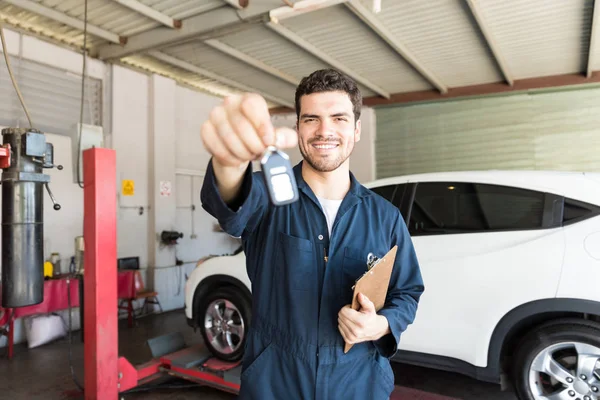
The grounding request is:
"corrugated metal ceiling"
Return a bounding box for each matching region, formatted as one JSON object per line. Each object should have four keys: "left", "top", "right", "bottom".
{"left": 367, "top": 0, "right": 503, "bottom": 87}
{"left": 1, "top": 0, "right": 599, "bottom": 108}
{"left": 218, "top": 25, "right": 333, "bottom": 87}
{"left": 280, "top": 4, "right": 431, "bottom": 94}
{"left": 477, "top": 0, "right": 594, "bottom": 79}
{"left": 162, "top": 40, "right": 297, "bottom": 102}
{"left": 119, "top": 53, "right": 279, "bottom": 107}
{"left": 0, "top": 2, "right": 106, "bottom": 48}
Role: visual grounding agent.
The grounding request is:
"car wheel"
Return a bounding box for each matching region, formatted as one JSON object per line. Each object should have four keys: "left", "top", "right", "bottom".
{"left": 512, "top": 319, "right": 600, "bottom": 400}
{"left": 197, "top": 286, "right": 250, "bottom": 362}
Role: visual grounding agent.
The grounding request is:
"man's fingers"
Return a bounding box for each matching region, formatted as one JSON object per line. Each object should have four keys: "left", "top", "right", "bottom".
{"left": 224, "top": 95, "right": 267, "bottom": 157}
{"left": 338, "top": 320, "right": 354, "bottom": 343}
{"left": 338, "top": 316, "right": 356, "bottom": 336}
{"left": 275, "top": 127, "right": 299, "bottom": 149}
{"left": 239, "top": 93, "right": 275, "bottom": 146}
{"left": 358, "top": 293, "right": 376, "bottom": 314}
{"left": 200, "top": 120, "right": 243, "bottom": 167}
{"left": 202, "top": 93, "right": 295, "bottom": 166}
{"left": 339, "top": 308, "right": 364, "bottom": 330}
{"left": 211, "top": 105, "right": 254, "bottom": 161}
{"left": 339, "top": 306, "right": 357, "bottom": 323}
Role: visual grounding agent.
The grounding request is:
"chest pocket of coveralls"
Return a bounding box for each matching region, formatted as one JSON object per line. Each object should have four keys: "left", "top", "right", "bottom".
{"left": 342, "top": 246, "right": 370, "bottom": 298}
{"left": 277, "top": 232, "right": 315, "bottom": 292}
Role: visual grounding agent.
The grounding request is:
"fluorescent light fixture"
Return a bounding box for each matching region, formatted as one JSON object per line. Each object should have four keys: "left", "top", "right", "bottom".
{"left": 372, "top": 0, "right": 381, "bottom": 13}
{"left": 269, "top": 0, "right": 350, "bottom": 23}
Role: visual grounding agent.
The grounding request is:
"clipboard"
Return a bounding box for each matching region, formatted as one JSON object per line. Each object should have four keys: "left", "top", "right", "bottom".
{"left": 344, "top": 245, "right": 398, "bottom": 353}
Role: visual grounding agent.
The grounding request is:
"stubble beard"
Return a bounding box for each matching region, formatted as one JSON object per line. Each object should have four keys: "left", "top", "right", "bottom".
{"left": 299, "top": 137, "right": 354, "bottom": 173}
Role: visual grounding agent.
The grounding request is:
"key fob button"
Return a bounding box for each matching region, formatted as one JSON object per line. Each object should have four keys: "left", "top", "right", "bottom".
{"left": 261, "top": 146, "right": 299, "bottom": 206}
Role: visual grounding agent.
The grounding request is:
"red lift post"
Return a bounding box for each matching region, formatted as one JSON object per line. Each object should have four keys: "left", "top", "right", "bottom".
{"left": 83, "top": 148, "right": 118, "bottom": 399}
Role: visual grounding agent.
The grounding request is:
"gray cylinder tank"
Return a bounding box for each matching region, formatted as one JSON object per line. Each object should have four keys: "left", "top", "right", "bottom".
{"left": 1, "top": 128, "right": 48, "bottom": 308}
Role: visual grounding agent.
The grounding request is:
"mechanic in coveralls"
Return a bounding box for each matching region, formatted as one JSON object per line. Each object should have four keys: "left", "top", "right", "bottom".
{"left": 200, "top": 69, "right": 425, "bottom": 400}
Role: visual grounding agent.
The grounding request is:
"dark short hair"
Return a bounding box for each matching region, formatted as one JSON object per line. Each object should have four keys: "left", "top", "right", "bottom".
{"left": 295, "top": 69, "right": 362, "bottom": 123}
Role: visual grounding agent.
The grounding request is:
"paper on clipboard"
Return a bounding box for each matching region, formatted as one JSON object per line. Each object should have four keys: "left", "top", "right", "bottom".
{"left": 344, "top": 245, "right": 398, "bottom": 354}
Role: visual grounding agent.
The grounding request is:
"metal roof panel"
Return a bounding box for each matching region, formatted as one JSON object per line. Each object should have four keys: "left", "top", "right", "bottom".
{"left": 162, "top": 40, "right": 296, "bottom": 103}
{"left": 360, "top": 0, "right": 503, "bottom": 87}
{"left": 279, "top": 4, "right": 432, "bottom": 94}
{"left": 476, "top": 0, "right": 593, "bottom": 79}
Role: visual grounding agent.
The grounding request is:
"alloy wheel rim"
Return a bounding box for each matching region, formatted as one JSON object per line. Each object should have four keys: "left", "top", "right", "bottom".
{"left": 204, "top": 298, "right": 245, "bottom": 354}
{"left": 529, "top": 341, "right": 600, "bottom": 400}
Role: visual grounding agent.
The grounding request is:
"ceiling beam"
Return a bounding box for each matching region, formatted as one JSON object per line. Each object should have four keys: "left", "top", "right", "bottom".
{"left": 3, "top": 0, "right": 125, "bottom": 45}
{"left": 345, "top": 0, "right": 447, "bottom": 94}
{"left": 587, "top": 0, "right": 600, "bottom": 78}
{"left": 96, "top": 4, "right": 274, "bottom": 60}
{"left": 269, "top": 72, "right": 600, "bottom": 113}
{"left": 266, "top": 21, "right": 390, "bottom": 98}
{"left": 111, "top": 0, "right": 181, "bottom": 29}
{"left": 148, "top": 51, "right": 294, "bottom": 108}
{"left": 204, "top": 39, "right": 300, "bottom": 86}
{"left": 465, "top": 0, "right": 513, "bottom": 86}
{"left": 362, "top": 72, "right": 600, "bottom": 107}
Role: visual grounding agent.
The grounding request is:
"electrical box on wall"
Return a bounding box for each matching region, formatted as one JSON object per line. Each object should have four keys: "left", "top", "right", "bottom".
{"left": 72, "top": 123, "right": 104, "bottom": 184}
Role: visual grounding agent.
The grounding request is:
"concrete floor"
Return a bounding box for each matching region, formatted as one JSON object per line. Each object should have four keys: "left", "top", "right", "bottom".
{"left": 0, "top": 310, "right": 518, "bottom": 400}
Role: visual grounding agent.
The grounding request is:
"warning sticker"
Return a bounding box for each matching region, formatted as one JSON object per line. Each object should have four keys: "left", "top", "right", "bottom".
{"left": 160, "top": 181, "right": 171, "bottom": 197}
{"left": 122, "top": 180, "right": 134, "bottom": 196}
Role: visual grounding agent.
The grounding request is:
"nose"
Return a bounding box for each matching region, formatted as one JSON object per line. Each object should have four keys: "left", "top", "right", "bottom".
{"left": 318, "top": 118, "right": 335, "bottom": 135}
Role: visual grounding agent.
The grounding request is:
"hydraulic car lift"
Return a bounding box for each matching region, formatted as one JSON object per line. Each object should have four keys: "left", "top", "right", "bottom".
{"left": 118, "top": 332, "right": 242, "bottom": 395}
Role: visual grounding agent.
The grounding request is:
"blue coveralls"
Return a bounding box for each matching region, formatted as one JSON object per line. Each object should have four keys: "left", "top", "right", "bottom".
{"left": 201, "top": 159, "right": 424, "bottom": 400}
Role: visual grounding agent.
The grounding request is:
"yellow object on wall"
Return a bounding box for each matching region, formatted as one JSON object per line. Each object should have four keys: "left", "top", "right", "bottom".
{"left": 44, "top": 261, "right": 53, "bottom": 278}
{"left": 122, "top": 179, "right": 134, "bottom": 196}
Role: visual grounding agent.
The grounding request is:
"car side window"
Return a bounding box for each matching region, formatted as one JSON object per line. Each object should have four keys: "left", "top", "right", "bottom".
{"left": 408, "top": 182, "right": 546, "bottom": 236}
{"left": 370, "top": 184, "right": 410, "bottom": 215}
{"left": 370, "top": 184, "right": 397, "bottom": 202}
{"left": 563, "top": 197, "right": 600, "bottom": 225}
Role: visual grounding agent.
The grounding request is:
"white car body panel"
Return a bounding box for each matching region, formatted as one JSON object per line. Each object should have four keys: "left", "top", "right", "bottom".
{"left": 401, "top": 228, "right": 565, "bottom": 367}
{"left": 556, "top": 216, "right": 600, "bottom": 301}
{"left": 185, "top": 170, "right": 600, "bottom": 374}
{"left": 184, "top": 252, "right": 250, "bottom": 320}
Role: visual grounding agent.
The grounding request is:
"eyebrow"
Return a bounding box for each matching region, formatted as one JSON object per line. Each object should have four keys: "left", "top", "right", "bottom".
{"left": 300, "top": 112, "right": 351, "bottom": 119}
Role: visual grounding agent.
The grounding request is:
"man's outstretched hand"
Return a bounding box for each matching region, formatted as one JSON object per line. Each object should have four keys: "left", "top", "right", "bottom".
{"left": 338, "top": 293, "right": 390, "bottom": 345}
{"left": 200, "top": 93, "right": 298, "bottom": 204}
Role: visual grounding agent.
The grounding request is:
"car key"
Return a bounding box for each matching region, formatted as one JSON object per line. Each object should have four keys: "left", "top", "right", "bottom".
{"left": 260, "top": 145, "right": 299, "bottom": 206}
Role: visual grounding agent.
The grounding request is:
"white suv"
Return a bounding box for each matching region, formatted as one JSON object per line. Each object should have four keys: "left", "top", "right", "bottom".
{"left": 185, "top": 170, "right": 600, "bottom": 400}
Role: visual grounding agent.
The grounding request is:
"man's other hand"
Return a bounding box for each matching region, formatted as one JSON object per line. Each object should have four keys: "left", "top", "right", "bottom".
{"left": 338, "top": 293, "right": 391, "bottom": 345}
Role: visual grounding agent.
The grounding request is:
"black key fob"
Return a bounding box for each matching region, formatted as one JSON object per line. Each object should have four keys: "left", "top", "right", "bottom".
{"left": 261, "top": 146, "right": 299, "bottom": 206}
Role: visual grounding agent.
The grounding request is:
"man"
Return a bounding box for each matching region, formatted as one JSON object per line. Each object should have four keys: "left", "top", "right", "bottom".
{"left": 200, "top": 69, "right": 424, "bottom": 400}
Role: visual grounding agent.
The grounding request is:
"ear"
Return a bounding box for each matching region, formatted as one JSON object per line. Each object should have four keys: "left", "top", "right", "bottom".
{"left": 354, "top": 119, "right": 361, "bottom": 143}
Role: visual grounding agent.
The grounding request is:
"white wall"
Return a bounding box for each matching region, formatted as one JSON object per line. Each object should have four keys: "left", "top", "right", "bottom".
{"left": 174, "top": 86, "right": 241, "bottom": 265}
{"left": 112, "top": 65, "right": 150, "bottom": 267}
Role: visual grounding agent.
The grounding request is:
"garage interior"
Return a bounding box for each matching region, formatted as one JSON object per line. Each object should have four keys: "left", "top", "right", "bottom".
{"left": 0, "top": 0, "right": 600, "bottom": 399}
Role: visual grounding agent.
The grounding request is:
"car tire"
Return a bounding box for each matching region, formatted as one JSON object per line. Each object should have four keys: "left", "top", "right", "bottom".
{"left": 512, "top": 318, "right": 600, "bottom": 400}
{"left": 197, "top": 286, "right": 251, "bottom": 362}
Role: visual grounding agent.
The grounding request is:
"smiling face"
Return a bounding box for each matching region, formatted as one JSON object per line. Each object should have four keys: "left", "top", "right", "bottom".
{"left": 297, "top": 91, "right": 361, "bottom": 173}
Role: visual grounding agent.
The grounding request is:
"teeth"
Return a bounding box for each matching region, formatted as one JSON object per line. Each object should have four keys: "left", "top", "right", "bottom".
{"left": 314, "top": 144, "right": 337, "bottom": 149}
